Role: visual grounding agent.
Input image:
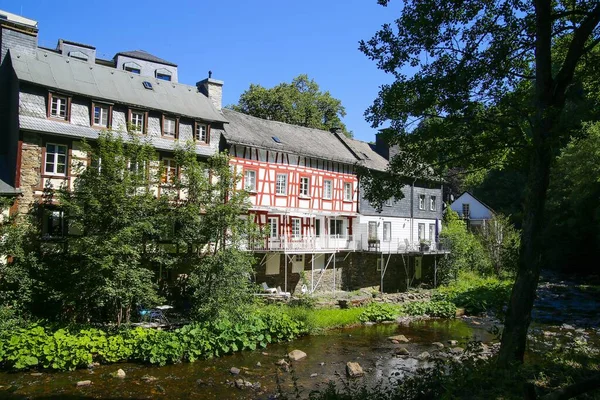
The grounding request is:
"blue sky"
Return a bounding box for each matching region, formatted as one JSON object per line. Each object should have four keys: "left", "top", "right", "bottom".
{"left": 1, "top": 0, "right": 399, "bottom": 142}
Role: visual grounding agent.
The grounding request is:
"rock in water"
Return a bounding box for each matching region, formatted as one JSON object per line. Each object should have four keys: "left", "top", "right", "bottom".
{"left": 448, "top": 340, "right": 458, "bottom": 346}
{"left": 432, "top": 342, "right": 444, "bottom": 349}
{"left": 141, "top": 375, "right": 157, "bottom": 383}
{"left": 76, "top": 380, "right": 92, "bottom": 387}
{"left": 388, "top": 335, "right": 409, "bottom": 343}
{"left": 417, "top": 351, "right": 430, "bottom": 360}
{"left": 230, "top": 367, "right": 241, "bottom": 375}
{"left": 395, "top": 347, "right": 410, "bottom": 356}
{"left": 116, "top": 369, "right": 126, "bottom": 379}
{"left": 346, "top": 362, "right": 364, "bottom": 378}
{"left": 288, "top": 349, "right": 307, "bottom": 361}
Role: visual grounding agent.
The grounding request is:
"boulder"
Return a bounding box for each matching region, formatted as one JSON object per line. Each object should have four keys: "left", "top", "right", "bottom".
{"left": 448, "top": 340, "right": 458, "bottom": 346}
{"left": 432, "top": 342, "right": 444, "bottom": 349}
{"left": 275, "top": 359, "right": 289, "bottom": 366}
{"left": 395, "top": 347, "right": 410, "bottom": 356}
{"left": 417, "top": 351, "right": 430, "bottom": 360}
{"left": 450, "top": 347, "right": 464, "bottom": 355}
{"left": 230, "top": 367, "right": 241, "bottom": 375}
{"left": 288, "top": 349, "right": 307, "bottom": 361}
{"left": 310, "top": 373, "right": 318, "bottom": 378}
{"left": 346, "top": 362, "right": 364, "bottom": 378}
{"left": 76, "top": 380, "right": 92, "bottom": 387}
{"left": 116, "top": 369, "right": 126, "bottom": 379}
{"left": 235, "top": 379, "right": 245, "bottom": 389}
{"left": 141, "top": 375, "right": 158, "bottom": 383}
{"left": 256, "top": 362, "right": 262, "bottom": 367}
{"left": 388, "top": 335, "right": 409, "bottom": 343}
{"left": 455, "top": 308, "right": 465, "bottom": 317}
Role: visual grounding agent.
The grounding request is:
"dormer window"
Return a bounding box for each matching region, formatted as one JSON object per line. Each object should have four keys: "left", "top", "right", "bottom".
{"left": 194, "top": 122, "right": 208, "bottom": 143}
{"left": 48, "top": 93, "right": 70, "bottom": 120}
{"left": 68, "top": 51, "right": 88, "bottom": 61}
{"left": 155, "top": 68, "right": 172, "bottom": 81}
{"left": 123, "top": 61, "right": 141, "bottom": 74}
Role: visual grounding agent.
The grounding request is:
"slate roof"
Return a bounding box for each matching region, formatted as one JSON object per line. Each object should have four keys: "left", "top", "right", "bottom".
{"left": 115, "top": 50, "right": 177, "bottom": 67}
{"left": 19, "top": 116, "right": 218, "bottom": 157}
{"left": 222, "top": 109, "right": 358, "bottom": 164}
{"left": 9, "top": 49, "right": 226, "bottom": 123}
{"left": 0, "top": 178, "right": 18, "bottom": 195}
{"left": 340, "top": 137, "right": 389, "bottom": 172}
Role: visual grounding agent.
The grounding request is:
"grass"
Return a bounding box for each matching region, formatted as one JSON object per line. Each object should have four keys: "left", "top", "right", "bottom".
{"left": 277, "top": 306, "right": 366, "bottom": 333}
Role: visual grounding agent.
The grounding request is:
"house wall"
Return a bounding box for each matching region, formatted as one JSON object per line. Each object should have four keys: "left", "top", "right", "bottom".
{"left": 358, "top": 183, "right": 443, "bottom": 220}
{"left": 450, "top": 192, "right": 493, "bottom": 220}
{"left": 1, "top": 24, "right": 38, "bottom": 65}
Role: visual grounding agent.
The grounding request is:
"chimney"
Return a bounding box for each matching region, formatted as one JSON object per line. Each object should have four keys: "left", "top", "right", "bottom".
{"left": 375, "top": 132, "right": 390, "bottom": 160}
{"left": 0, "top": 9, "right": 38, "bottom": 65}
{"left": 197, "top": 71, "right": 223, "bottom": 111}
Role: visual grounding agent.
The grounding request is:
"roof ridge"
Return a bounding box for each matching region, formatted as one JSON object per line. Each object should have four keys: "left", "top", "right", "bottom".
{"left": 223, "top": 108, "right": 338, "bottom": 135}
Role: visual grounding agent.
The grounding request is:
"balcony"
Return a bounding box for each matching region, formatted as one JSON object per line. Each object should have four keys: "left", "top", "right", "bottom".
{"left": 354, "top": 237, "right": 451, "bottom": 254}
{"left": 245, "top": 235, "right": 357, "bottom": 253}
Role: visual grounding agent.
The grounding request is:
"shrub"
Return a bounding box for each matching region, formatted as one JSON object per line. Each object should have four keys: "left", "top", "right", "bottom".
{"left": 358, "top": 302, "right": 399, "bottom": 322}
{"left": 401, "top": 300, "right": 456, "bottom": 318}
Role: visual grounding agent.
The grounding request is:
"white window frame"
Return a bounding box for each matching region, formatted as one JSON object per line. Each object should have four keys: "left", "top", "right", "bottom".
{"left": 163, "top": 117, "right": 176, "bottom": 137}
{"left": 291, "top": 218, "right": 301, "bottom": 239}
{"left": 430, "top": 195, "right": 437, "bottom": 211}
{"left": 383, "top": 221, "right": 391, "bottom": 241}
{"left": 368, "top": 221, "right": 378, "bottom": 241}
{"left": 93, "top": 104, "right": 109, "bottom": 127}
{"left": 244, "top": 170, "right": 257, "bottom": 192}
{"left": 330, "top": 219, "right": 344, "bottom": 236}
{"left": 299, "top": 177, "right": 310, "bottom": 197}
{"left": 276, "top": 174, "right": 287, "bottom": 195}
{"left": 418, "top": 223, "right": 425, "bottom": 240}
{"left": 429, "top": 223, "right": 436, "bottom": 241}
{"left": 130, "top": 111, "right": 145, "bottom": 133}
{"left": 343, "top": 182, "right": 352, "bottom": 201}
{"left": 45, "top": 143, "right": 68, "bottom": 175}
{"left": 195, "top": 123, "right": 208, "bottom": 143}
{"left": 323, "top": 180, "right": 333, "bottom": 200}
{"left": 51, "top": 95, "right": 67, "bottom": 119}
{"left": 268, "top": 217, "right": 278, "bottom": 238}
{"left": 418, "top": 194, "right": 426, "bottom": 210}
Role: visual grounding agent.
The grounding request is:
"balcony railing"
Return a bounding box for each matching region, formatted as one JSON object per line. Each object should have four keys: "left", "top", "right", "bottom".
{"left": 245, "top": 234, "right": 356, "bottom": 252}
{"left": 355, "top": 237, "right": 451, "bottom": 254}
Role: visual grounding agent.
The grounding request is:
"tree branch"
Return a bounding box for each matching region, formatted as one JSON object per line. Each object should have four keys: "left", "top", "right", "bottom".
{"left": 539, "top": 374, "right": 600, "bottom": 400}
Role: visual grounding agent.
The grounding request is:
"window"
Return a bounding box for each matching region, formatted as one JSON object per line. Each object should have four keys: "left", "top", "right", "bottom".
{"left": 462, "top": 203, "right": 470, "bottom": 217}
{"left": 418, "top": 194, "right": 426, "bottom": 210}
{"left": 128, "top": 159, "right": 147, "bottom": 180}
{"left": 45, "top": 143, "right": 68, "bottom": 175}
{"left": 142, "top": 81, "right": 153, "bottom": 90}
{"left": 430, "top": 196, "right": 437, "bottom": 211}
{"left": 384, "top": 198, "right": 393, "bottom": 206}
{"left": 163, "top": 117, "right": 176, "bottom": 137}
{"left": 292, "top": 218, "right": 301, "bottom": 238}
{"left": 276, "top": 174, "right": 287, "bottom": 195}
{"left": 124, "top": 63, "right": 141, "bottom": 74}
{"left": 156, "top": 73, "right": 171, "bottom": 81}
{"left": 244, "top": 170, "right": 257, "bottom": 192}
{"left": 162, "top": 158, "right": 178, "bottom": 184}
{"left": 294, "top": 254, "right": 304, "bottom": 263}
{"left": 330, "top": 219, "right": 343, "bottom": 236}
{"left": 93, "top": 105, "right": 109, "bottom": 127}
{"left": 323, "top": 180, "right": 332, "bottom": 200}
{"left": 195, "top": 123, "right": 208, "bottom": 143}
{"left": 272, "top": 136, "right": 282, "bottom": 144}
{"left": 50, "top": 95, "right": 68, "bottom": 119}
{"left": 368, "top": 221, "right": 378, "bottom": 241}
{"left": 418, "top": 223, "right": 425, "bottom": 240}
{"left": 268, "top": 217, "right": 278, "bottom": 238}
{"left": 344, "top": 182, "right": 352, "bottom": 201}
{"left": 130, "top": 111, "right": 145, "bottom": 133}
{"left": 42, "top": 209, "right": 66, "bottom": 238}
{"left": 383, "top": 222, "right": 391, "bottom": 241}
{"left": 315, "top": 219, "right": 321, "bottom": 236}
{"left": 429, "top": 223, "right": 436, "bottom": 241}
{"left": 299, "top": 177, "right": 310, "bottom": 197}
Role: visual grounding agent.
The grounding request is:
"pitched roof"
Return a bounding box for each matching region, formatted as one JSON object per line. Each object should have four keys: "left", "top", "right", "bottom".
{"left": 339, "top": 137, "right": 389, "bottom": 172}
{"left": 9, "top": 49, "right": 226, "bottom": 123}
{"left": 221, "top": 109, "right": 358, "bottom": 164}
{"left": 0, "top": 178, "right": 18, "bottom": 195}
{"left": 115, "top": 50, "right": 177, "bottom": 67}
{"left": 452, "top": 191, "right": 496, "bottom": 214}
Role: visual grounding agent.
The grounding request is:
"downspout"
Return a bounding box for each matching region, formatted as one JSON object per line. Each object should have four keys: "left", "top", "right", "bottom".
{"left": 410, "top": 178, "right": 416, "bottom": 244}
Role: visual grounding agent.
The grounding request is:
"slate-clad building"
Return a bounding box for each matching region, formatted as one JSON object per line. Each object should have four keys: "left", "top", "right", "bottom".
{"left": 0, "top": 8, "right": 449, "bottom": 293}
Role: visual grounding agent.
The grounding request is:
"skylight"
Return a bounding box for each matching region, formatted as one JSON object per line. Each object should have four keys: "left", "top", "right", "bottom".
{"left": 272, "top": 136, "right": 282, "bottom": 144}
{"left": 142, "top": 81, "right": 153, "bottom": 90}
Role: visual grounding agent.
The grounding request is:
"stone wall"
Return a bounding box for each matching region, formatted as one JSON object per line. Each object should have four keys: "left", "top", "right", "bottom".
{"left": 17, "top": 132, "right": 42, "bottom": 214}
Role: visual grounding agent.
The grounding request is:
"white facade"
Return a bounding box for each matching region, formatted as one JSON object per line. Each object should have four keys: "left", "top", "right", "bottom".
{"left": 450, "top": 192, "right": 494, "bottom": 220}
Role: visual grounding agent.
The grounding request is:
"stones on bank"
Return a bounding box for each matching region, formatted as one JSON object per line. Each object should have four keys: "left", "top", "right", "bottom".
{"left": 346, "top": 362, "right": 364, "bottom": 378}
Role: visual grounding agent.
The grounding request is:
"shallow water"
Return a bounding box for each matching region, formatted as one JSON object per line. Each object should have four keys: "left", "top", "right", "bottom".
{"left": 0, "top": 320, "right": 495, "bottom": 399}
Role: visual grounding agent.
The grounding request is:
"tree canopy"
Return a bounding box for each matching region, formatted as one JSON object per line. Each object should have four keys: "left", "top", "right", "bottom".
{"left": 361, "top": 0, "right": 600, "bottom": 366}
{"left": 229, "top": 74, "right": 352, "bottom": 137}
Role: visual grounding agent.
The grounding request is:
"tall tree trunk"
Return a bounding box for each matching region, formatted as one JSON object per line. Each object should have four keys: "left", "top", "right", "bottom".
{"left": 497, "top": 0, "right": 553, "bottom": 367}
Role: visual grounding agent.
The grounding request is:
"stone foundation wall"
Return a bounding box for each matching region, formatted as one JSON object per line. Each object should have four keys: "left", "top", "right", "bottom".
{"left": 17, "top": 132, "right": 42, "bottom": 214}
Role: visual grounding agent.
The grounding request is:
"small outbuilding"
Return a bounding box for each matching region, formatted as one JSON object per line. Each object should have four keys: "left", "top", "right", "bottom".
{"left": 449, "top": 192, "right": 494, "bottom": 231}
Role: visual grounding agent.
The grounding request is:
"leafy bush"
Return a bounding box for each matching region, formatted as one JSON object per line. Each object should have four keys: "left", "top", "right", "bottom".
{"left": 400, "top": 301, "right": 456, "bottom": 318}
{"left": 0, "top": 309, "right": 307, "bottom": 371}
{"left": 433, "top": 272, "right": 512, "bottom": 315}
{"left": 358, "top": 302, "right": 399, "bottom": 322}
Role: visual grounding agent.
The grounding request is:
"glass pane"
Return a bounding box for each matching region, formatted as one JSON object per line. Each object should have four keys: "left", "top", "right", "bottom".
{"left": 57, "top": 155, "right": 66, "bottom": 164}
{"left": 57, "top": 164, "right": 65, "bottom": 174}
{"left": 45, "top": 162, "right": 54, "bottom": 173}
{"left": 47, "top": 144, "right": 55, "bottom": 153}
{"left": 57, "top": 146, "right": 67, "bottom": 155}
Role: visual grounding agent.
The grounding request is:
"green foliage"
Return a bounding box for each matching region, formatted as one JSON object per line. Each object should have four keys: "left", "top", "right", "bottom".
{"left": 229, "top": 74, "right": 352, "bottom": 137}
{"left": 358, "top": 302, "right": 399, "bottom": 322}
{"left": 0, "top": 309, "right": 307, "bottom": 371}
{"left": 282, "top": 306, "right": 365, "bottom": 333}
{"left": 400, "top": 301, "right": 456, "bottom": 318}
{"left": 433, "top": 272, "right": 512, "bottom": 315}
{"left": 476, "top": 214, "right": 521, "bottom": 277}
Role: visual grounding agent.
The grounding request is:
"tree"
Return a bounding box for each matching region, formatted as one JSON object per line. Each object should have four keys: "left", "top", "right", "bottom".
{"left": 229, "top": 74, "right": 352, "bottom": 137}
{"left": 476, "top": 214, "right": 521, "bottom": 277}
{"left": 360, "top": 0, "right": 600, "bottom": 365}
